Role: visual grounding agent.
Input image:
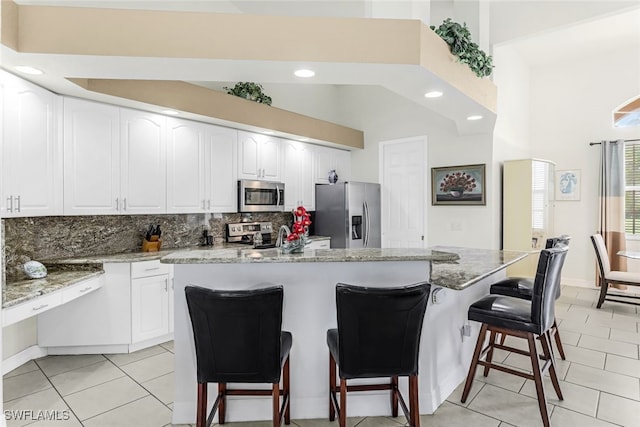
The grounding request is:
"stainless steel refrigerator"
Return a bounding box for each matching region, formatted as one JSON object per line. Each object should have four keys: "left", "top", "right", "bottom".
{"left": 315, "top": 182, "right": 381, "bottom": 248}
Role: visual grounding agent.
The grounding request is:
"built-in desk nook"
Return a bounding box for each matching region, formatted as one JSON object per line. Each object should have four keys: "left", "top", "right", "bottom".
{"left": 161, "top": 246, "right": 526, "bottom": 425}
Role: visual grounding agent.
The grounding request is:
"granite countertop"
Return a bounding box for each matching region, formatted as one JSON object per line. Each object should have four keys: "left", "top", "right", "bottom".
{"left": 3, "top": 269, "right": 104, "bottom": 309}
{"left": 3, "top": 241, "right": 525, "bottom": 308}
{"left": 160, "top": 247, "right": 462, "bottom": 264}
{"left": 161, "top": 245, "right": 527, "bottom": 291}
{"left": 429, "top": 246, "right": 527, "bottom": 290}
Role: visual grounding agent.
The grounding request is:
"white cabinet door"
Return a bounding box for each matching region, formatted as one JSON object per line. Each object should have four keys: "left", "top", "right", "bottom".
{"left": 334, "top": 148, "right": 352, "bottom": 182}
{"left": 237, "top": 131, "right": 261, "bottom": 180}
{"left": 166, "top": 117, "right": 206, "bottom": 213}
{"left": 63, "top": 97, "right": 120, "bottom": 215}
{"left": 207, "top": 125, "right": 238, "bottom": 212}
{"left": 237, "top": 131, "right": 281, "bottom": 181}
{"left": 131, "top": 274, "right": 170, "bottom": 343}
{"left": 120, "top": 109, "right": 166, "bottom": 214}
{"left": 314, "top": 145, "right": 351, "bottom": 184}
{"left": 1, "top": 71, "right": 61, "bottom": 217}
{"left": 300, "top": 143, "right": 316, "bottom": 210}
{"left": 260, "top": 135, "right": 281, "bottom": 181}
{"left": 282, "top": 139, "right": 315, "bottom": 210}
{"left": 282, "top": 139, "right": 301, "bottom": 210}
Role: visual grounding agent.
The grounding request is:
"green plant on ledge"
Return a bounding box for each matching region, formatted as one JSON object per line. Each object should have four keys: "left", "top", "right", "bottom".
{"left": 224, "top": 82, "right": 272, "bottom": 105}
{"left": 430, "top": 18, "right": 494, "bottom": 78}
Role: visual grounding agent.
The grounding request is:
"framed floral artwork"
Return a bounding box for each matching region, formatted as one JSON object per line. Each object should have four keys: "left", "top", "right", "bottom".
{"left": 432, "top": 164, "right": 486, "bottom": 205}
{"left": 556, "top": 169, "right": 581, "bottom": 201}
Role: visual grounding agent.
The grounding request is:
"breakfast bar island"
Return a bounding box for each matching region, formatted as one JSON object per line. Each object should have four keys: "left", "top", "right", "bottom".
{"left": 162, "top": 246, "right": 526, "bottom": 425}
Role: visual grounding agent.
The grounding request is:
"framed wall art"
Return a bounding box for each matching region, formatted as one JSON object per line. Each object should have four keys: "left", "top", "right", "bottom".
{"left": 556, "top": 169, "right": 581, "bottom": 201}
{"left": 432, "top": 164, "right": 486, "bottom": 205}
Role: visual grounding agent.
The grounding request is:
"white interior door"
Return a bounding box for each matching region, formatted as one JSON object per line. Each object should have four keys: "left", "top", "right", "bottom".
{"left": 380, "top": 136, "right": 427, "bottom": 248}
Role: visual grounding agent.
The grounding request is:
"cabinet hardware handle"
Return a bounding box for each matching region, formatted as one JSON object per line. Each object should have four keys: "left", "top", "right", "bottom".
{"left": 123, "top": 198, "right": 127, "bottom": 211}
{"left": 15, "top": 195, "right": 21, "bottom": 212}
{"left": 32, "top": 304, "right": 49, "bottom": 311}
{"left": 202, "top": 200, "right": 206, "bottom": 210}
{"left": 115, "top": 197, "right": 119, "bottom": 210}
{"left": 165, "top": 281, "right": 168, "bottom": 292}
{"left": 207, "top": 200, "right": 211, "bottom": 210}
{"left": 79, "top": 287, "right": 92, "bottom": 293}
{"left": 7, "top": 196, "right": 12, "bottom": 213}
{"left": 144, "top": 267, "right": 160, "bottom": 271}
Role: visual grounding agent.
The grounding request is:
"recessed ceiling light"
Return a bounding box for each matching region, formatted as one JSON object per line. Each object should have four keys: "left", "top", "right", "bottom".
{"left": 294, "top": 69, "right": 315, "bottom": 78}
{"left": 162, "top": 109, "right": 180, "bottom": 116}
{"left": 14, "top": 65, "right": 43, "bottom": 75}
{"left": 424, "top": 91, "right": 443, "bottom": 98}
{"left": 467, "top": 115, "right": 483, "bottom": 121}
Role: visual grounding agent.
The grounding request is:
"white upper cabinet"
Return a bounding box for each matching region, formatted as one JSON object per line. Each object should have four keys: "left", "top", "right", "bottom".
{"left": 207, "top": 125, "right": 238, "bottom": 212}
{"left": 1, "top": 71, "right": 62, "bottom": 217}
{"left": 166, "top": 117, "right": 207, "bottom": 213}
{"left": 166, "top": 119, "right": 237, "bottom": 213}
{"left": 64, "top": 97, "right": 120, "bottom": 215}
{"left": 314, "top": 145, "right": 351, "bottom": 184}
{"left": 120, "top": 109, "right": 167, "bottom": 214}
{"left": 64, "top": 98, "right": 166, "bottom": 215}
{"left": 237, "top": 131, "right": 281, "bottom": 181}
{"left": 282, "top": 139, "right": 315, "bottom": 211}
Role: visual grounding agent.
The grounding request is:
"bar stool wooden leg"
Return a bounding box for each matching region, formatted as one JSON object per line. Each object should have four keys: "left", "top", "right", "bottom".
{"left": 196, "top": 383, "right": 207, "bottom": 427}
{"left": 284, "top": 356, "right": 291, "bottom": 425}
{"left": 272, "top": 383, "right": 280, "bottom": 427}
{"left": 484, "top": 330, "right": 497, "bottom": 377}
{"left": 218, "top": 383, "right": 226, "bottom": 424}
{"left": 551, "top": 320, "right": 566, "bottom": 360}
{"left": 461, "top": 324, "right": 488, "bottom": 403}
{"left": 409, "top": 374, "right": 420, "bottom": 427}
{"left": 339, "top": 378, "right": 347, "bottom": 427}
{"left": 391, "top": 376, "right": 399, "bottom": 417}
{"left": 329, "top": 354, "right": 336, "bottom": 421}
{"left": 527, "top": 333, "right": 550, "bottom": 427}
{"left": 541, "top": 331, "right": 563, "bottom": 400}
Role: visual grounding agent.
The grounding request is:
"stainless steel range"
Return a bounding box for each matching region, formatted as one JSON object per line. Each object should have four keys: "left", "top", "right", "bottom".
{"left": 225, "top": 221, "right": 274, "bottom": 247}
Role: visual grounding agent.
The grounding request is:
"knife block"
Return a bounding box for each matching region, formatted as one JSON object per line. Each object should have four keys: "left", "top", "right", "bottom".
{"left": 142, "top": 237, "right": 162, "bottom": 252}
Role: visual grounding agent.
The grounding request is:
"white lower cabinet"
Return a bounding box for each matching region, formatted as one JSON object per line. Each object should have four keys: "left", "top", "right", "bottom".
{"left": 38, "top": 260, "right": 173, "bottom": 354}
{"left": 307, "top": 239, "right": 330, "bottom": 249}
{"left": 131, "top": 267, "right": 171, "bottom": 342}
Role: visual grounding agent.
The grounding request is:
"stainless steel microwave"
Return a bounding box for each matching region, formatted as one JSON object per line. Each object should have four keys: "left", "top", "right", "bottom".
{"left": 238, "top": 180, "right": 285, "bottom": 212}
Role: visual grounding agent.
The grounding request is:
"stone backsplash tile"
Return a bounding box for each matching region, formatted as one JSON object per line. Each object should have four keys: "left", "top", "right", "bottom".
{"left": 2, "top": 212, "right": 293, "bottom": 281}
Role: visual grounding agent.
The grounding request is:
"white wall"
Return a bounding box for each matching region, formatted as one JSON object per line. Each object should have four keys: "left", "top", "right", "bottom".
{"left": 336, "top": 85, "right": 497, "bottom": 249}
{"left": 527, "top": 46, "right": 640, "bottom": 285}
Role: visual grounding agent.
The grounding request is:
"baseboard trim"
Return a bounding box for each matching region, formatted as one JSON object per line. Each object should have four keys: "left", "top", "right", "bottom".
{"left": 563, "top": 278, "right": 595, "bottom": 288}
{"left": 2, "top": 345, "right": 47, "bottom": 375}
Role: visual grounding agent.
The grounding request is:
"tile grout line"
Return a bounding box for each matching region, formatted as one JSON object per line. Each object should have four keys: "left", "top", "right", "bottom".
{"left": 33, "top": 357, "right": 84, "bottom": 427}
{"left": 102, "top": 348, "right": 175, "bottom": 415}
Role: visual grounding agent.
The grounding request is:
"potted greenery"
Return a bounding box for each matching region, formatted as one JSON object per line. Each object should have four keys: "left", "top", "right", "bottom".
{"left": 223, "top": 82, "right": 272, "bottom": 105}
{"left": 430, "top": 18, "right": 494, "bottom": 78}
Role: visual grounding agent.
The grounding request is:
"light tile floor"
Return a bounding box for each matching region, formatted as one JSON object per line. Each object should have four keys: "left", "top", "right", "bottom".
{"left": 3, "top": 286, "right": 640, "bottom": 426}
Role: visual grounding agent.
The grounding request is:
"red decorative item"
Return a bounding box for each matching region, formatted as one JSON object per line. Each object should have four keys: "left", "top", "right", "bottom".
{"left": 282, "top": 206, "right": 312, "bottom": 253}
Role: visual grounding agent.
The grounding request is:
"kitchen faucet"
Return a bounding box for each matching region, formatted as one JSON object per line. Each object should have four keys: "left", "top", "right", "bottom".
{"left": 275, "top": 225, "right": 291, "bottom": 248}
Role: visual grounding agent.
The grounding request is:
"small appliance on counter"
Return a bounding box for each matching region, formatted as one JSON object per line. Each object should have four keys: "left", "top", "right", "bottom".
{"left": 226, "top": 221, "right": 275, "bottom": 249}
{"left": 315, "top": 182, "right": 381, "bottom": 248}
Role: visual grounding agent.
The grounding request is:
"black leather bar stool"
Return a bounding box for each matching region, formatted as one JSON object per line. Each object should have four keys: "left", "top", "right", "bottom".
{"left": 490, "top": 235, "right": 570, "bottom": 359}
{"left": 327, "top": 282, "right": 431, "bottom": 427}
{"left": 461, "top": 247, "right": 568, "bottom": 427}
{"left": 185, "top": 285, "right": 292, "bottom": 427}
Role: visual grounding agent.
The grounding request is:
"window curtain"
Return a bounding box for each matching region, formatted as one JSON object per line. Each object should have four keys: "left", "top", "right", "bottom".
{"left": 598, "top": 140, "right": 627, "bottom": 289}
